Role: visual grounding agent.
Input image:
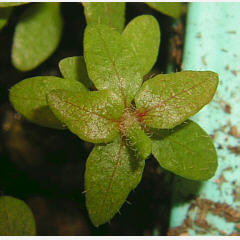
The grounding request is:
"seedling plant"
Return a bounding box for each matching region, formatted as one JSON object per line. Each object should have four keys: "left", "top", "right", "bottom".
{"left": 8, "top": 12, "right": 219, "bottom": 227}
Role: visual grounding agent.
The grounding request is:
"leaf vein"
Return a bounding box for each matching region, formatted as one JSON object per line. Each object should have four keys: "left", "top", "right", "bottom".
{"left": 104, "top": 3, "right": 113, "bottom": 28}
{"left": 60, "top": 98, "right": 115, "bottom": 122}
{"left": 99, "top": 140, "right": 124, "bottom": 216}
{"left": 96, "top": 28, "right": 127, "bottom": 107}
{"left": 145, "top": 80, "right": 209, "bottom": 114}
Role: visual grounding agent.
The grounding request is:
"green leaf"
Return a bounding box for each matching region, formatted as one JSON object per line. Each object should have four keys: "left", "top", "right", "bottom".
{"left": 83, "top": 2, "right": 125, "bottom": 32}
{"left": 0, "top": 2, "right": 29, "bottom": 8}
{"left": 146, "top": 2, "right": 182, "bottom": 19}
{"left": 47, "top": 89, "right": 124, "bottom": 143}
{"left": 125, "top": 121, "right": 152, "bottom": 160}
{"left": 0, "top": 196, "right": 36, "bottom": 236}
{"left": 0, "top": 7, "right": 12, "bottom": 30}
{"left": 12, "top": 3, "right": 63, "bottom": 71}
{"left": 122, "top": 15, "right": 160, "bottom": 77}
{"left": 59, "top": 56, "right": 94, "bottom": 89}
{"left": 135, "top": 71, "right": 219, "bottom": 129}
{"left": 85, "top": 137, "right": 145, "bottom": 226}
{"left": 152, "top": 120, "right": 218, "bottom": 181}
{"left": 9, "top": 76, "right": 87, "bottom": 129}
{"left": 84, "top": 24, "right": 142, "bottom": 105}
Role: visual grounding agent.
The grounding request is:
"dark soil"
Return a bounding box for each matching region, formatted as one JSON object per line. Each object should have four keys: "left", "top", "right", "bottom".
{"left": 0, "top": 3, "right": 186, "bottom": 235}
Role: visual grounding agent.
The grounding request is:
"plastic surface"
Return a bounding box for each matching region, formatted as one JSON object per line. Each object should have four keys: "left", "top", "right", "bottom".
{"left": 170, "top": 3, "right": 240, "bottom": 235}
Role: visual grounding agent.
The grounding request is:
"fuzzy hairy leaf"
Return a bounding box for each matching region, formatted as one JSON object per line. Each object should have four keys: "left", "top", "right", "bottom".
{"left": 59, "top": 56, "right": 94, "bottom": 89}
{"left": 12, "top": 3, "right": 63, "bottom": 71}
{"left": 146, "top": 2, "right": 182, "bottom": 18}
{"left": 126, "top": 122, "right": 152, "bottom": 160}
{"left": 83, "top": 2, "right": 125, "bottom": 32}
{"left": 0, "top": 2, "right": 29, "bottom": 7}
{"left": 9, "top": 76, "right": 87, "bottom": 129}
{"left": 0, "top": 7, "right": 12, "bottom": 30}
{"left": 122, "top": 15, "right": 160, "bottom": 77}
{"left": 84, "top": 24, "right": 142, "bottom": 105}
{"left": 152, "top": 120, "right": 218, "bottom": 180}
{"left": 47, "top": 89, "right": 124, "bottom": 143}
{"left": 135, "top": 71, "right": 219, "bottom": 129}
{"left": 0, "top": 196, "right": 36, "bottom": 236}
{"left": 85, "top": 137, "right": 145, "bottom": 226}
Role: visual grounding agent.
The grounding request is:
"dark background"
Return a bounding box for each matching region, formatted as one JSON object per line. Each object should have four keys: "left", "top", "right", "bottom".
{"left": 0, "top": 3, "right": 185, "bottom": 235}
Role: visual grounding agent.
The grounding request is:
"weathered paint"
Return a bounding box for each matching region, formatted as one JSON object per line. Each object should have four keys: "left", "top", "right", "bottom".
{"left": 170, "top": 2, "right": 240, "bottom": 235}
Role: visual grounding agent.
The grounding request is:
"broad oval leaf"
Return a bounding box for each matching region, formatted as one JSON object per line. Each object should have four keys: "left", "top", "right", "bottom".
{"left": 146, "top": 2, "right": 182, "bottom": 19}
{"left": 152, "top": 120, "right": 218, "bottom": 181}
{"left": 84, "top": 24, "right": 142, "bottom": 105}
{"left": 135, "top": 71, "right": 219, "bottom": 129}
{"left": 9, "top": 76, "right": 87, "bottom": 129}
{"left": 125, "top": 121, "right": 152, "bottom": 160}
{"left": 83, "top": 2, "right": 125, "bottom": 32}
{"left": 12, "top": 3, "right": 63, "bottom": 71}
{"left": 85, "top": 137, "right": 145, "bottom": 227}
{"left": 47, "top": 89, "right": 124, "bottom": 143}
{"left": 0, "top": 2, "right": 29, "bottom": 7}
{"left": 122, "top": 15, "right": 160, "bottom": 77}
{"left": 59, "top": 56, "right": 94, "bottom": 89}
{"left": 0, "top": 7, "right": 12, "bottom": 30}
{"left": 0, "top": 196, "right": 36, "bottom": 236}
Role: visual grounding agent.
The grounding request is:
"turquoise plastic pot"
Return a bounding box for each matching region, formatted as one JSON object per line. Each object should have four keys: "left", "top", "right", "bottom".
{"left": 169, "top": 2, "right": 240, "bottom": 236}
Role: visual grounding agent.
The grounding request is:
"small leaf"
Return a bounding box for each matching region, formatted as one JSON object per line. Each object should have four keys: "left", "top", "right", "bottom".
{"left": 135, "top": 71, "right": 219, "bottom": 129}
{"left": 152, "top": 120, "right": 218, "bottom": 180}
{"left": 0, "top": 2, "right": 29, "bottom": 8}
{"left": 146, "top": 2, "right": 182, "bottom": 19}
{"left": 0, "top": 196, "right": 36, "bottom": 236}
{"left": 125, "top": 122, "right": 152, "bottom": 160}
{"left": 59, "top": 56, "right": 94, "bottom": 89}
{"left": 84, "top": 24, "right": 142, "bottom": 105}
{"left": 9, "top": 76, "right": 87, "bottom": 129}
{"left": 0, "top": 7, "right": 12, "bottom": 30}
{"left": 122, "top": 15, "right": 160, "bottom": 77}
{"left": 47, "top": 89, "right": 124, "bottom": 143}
{"left": 85, "top": 137, "right": 145, "bottom": 226}
{"left": 12, "top": 3, "right": 63, "bottom": 71}
{"left": 83, "top": 2, "right": 125, "bottom": 32}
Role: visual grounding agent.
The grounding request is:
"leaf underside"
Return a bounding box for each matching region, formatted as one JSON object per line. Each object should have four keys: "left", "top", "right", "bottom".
{"left": 135, "top": 71, "right": 219, "bottom": 129}
{"left": 83, "top": 2, "right": 126, "bottom": 32}
{"left": 146, "top": 2, "right": 182, "bottom": 18}
{"left": 59, "top": 56, "right": 94, "bottom": 89}
{"left": 9, "top": 76, "right": 87, "bottom": 129}
{"left": 0, "top": 196, "right": 36, "bottom": 236}
{"left": 152, "top": 120, "right": 218, "bottom": 180}
{"left": 12, "top": 3, "right": 63, "bottom": 71}
{"left": 85, "top": 137, "right": 145, "bottom": 227}
{"left": 47, "top": 89, "right": 124, "bottom": 143}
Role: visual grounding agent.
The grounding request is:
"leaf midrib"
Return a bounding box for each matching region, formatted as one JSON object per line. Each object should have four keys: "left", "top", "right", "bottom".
{"left": 58, "top": 98, "right": 117, "bottom": 123}
{"left": 104, "top": 3, "right": 113, "bottom": 29}
{"left": 144, "top": 79, "right": 211, "bottom": 115}
{"left": 98, "top": 140, "right": 124, "bottom": 217}
{"left": 96, "top": 28, "right": 127, "bottom": 107}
